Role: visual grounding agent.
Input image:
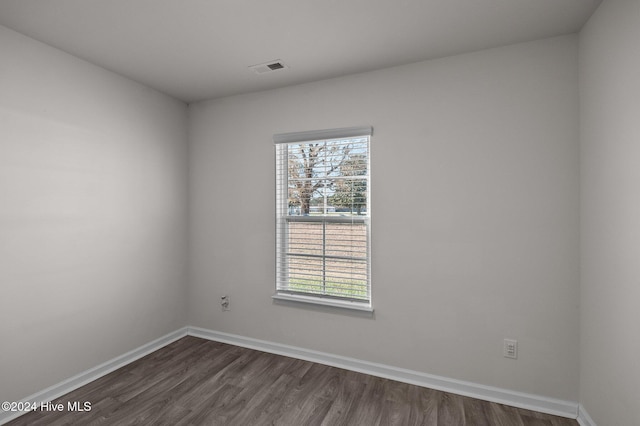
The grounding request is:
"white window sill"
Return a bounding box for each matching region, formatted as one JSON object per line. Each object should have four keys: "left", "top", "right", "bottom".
{"left": 272, "top": 293, "right": 374, "bottom": 313}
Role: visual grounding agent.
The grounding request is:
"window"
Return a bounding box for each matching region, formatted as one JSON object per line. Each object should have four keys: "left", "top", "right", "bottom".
{"left": 274, "top": 127, "right": 372, "bottom": 311}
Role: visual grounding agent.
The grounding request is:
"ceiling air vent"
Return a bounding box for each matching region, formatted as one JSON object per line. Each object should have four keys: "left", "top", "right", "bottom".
{"left": 249, "top": 60, "right": 289, "bottom": 75}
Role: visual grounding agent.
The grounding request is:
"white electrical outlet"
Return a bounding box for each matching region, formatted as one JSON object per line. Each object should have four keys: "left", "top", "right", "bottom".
{"left": 504, "top": 339, "right": 518, "bottom": 359}
{"left": 221, "top": 295, "right": 230, "bottom": 311}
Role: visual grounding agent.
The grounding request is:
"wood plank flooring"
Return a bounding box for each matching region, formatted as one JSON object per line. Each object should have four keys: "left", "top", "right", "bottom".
{"left": 6, "top": 336, "right": 578, "bottom": 425}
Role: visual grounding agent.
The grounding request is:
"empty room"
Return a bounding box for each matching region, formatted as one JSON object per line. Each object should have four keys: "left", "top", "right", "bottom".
{"left": 0, "top": 1, "right": 638, "bottom": 425}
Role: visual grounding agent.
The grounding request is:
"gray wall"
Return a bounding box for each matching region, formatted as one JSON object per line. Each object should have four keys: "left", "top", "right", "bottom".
{"left": 579, "top": 1, "right": 640, "bottom": 424}
{"left": 189, "top": 35, "right": 580, "bottom": 401}
{"left": 0, "top": 26, "right": 189, "bottom": 402}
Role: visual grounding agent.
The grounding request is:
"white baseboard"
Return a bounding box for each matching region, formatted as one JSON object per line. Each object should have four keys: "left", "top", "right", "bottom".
{"left": 0, "top": 327, "right": 188, "bottom": 425}
{"left": 187, "top": 326, "right": 579, "bottom": 419}
{"left": 2, "top": 326, "right": 581, "bottom": 425}
{"left": 577, "top": 404, "right": 597, "bottom": 426}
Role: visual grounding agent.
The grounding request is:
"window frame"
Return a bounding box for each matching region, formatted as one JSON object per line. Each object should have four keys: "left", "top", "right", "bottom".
{"left": 273, "top": 127, "right": 373, "bottom": 312}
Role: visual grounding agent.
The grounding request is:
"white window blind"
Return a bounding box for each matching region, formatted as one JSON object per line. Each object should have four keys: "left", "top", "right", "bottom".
{"left": 275, "top": 127, "right": 372, "bottom": 308}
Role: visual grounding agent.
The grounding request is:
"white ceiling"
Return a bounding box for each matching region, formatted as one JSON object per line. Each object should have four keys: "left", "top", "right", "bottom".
{"left": 0, "top": 0, "right": 601, "bottom": 103}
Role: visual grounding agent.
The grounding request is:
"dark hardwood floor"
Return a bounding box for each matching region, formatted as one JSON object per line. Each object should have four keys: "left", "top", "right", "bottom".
{"left": 6, "top": 336, "right": 578, "bottom": 425}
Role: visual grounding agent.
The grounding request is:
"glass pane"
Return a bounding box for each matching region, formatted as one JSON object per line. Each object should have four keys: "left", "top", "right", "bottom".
{"left": 284, "top": 221, "right": 368, "bottom": 300}
{"left": 324, "top": 222, "right": 368, "bottom": 299}
{"left": 324, "top": 222, "right": 367, "bottom": 258}
{"left": 287, "top": 139, "right": 368, "bottom": 216}
{"left": 329, "top": 178, "right": 367, "bottom": 216}
{"left": 324, "top": 257, "right": 368, "bottom": 299}
{"left": 287, "top": 256, "right": 324, "bottom": 295}
{"left": 288, "top": 222, "right": 323, "bottom": 256}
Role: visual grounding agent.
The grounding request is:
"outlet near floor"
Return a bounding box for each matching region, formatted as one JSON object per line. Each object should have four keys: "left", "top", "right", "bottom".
{"left": 221, "top": 295, "right": 230, "bottom": 311}
{"left": 503, "top": 339, "right": 518, "bottom": 359}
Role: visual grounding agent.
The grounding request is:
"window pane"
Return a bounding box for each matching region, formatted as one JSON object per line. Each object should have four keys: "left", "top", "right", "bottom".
{"left": 325, "top": 222, "right": 368, "bottom": 299}
{"left": 287, "top": 256, "right": 325, "bottom": 295}
{"left": 286, "top": 140, "right": 368, "bottom": 217}
{"left": 288, "top": 222, "right": 323, "bottom": 256}
{"left": 325, "top": 222, "right": 367, "bottom": 259}
{"left": 330, "top": 178, "right": 367, "bottom": 215}
{"left": 324, "top": 257, "right": 368, "bottom": 299}
{"left": 283, "top": 220, "right": 368, "bottom": 300}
